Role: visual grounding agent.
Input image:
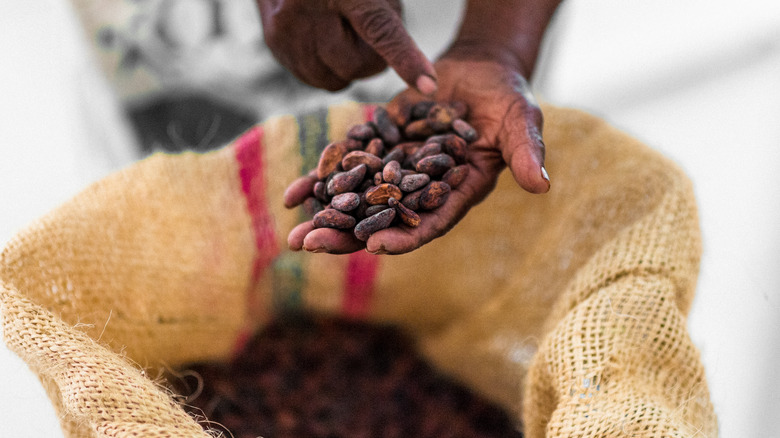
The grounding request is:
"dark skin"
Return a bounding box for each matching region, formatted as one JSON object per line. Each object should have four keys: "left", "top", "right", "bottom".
{"left": 258, "top": 0, "right": 562, "bottom": 254}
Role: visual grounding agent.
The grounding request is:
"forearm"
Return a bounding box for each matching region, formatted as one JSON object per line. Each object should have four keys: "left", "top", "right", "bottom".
{"left": 447, "top": 0, "right": 563, "bottom": 78}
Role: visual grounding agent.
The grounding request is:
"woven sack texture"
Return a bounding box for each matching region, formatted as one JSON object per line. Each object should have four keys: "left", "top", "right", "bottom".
{"left": 1, "top": 102, "right": 717, "bottom": 437}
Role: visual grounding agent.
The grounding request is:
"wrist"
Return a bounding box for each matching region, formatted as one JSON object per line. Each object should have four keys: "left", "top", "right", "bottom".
{"left": 446, "top": 0, "right": 562, "bottom": 79}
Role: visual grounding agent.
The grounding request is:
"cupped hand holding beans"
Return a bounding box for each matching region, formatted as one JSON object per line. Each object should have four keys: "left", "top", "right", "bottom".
{"left": 273, "top": 0, "right": 560, "bottom": 254}
{"left": 285, "top": 59, "right": 549, "bottom": 255}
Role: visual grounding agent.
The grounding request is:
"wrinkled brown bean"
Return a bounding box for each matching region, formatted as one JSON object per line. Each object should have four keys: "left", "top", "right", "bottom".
{"left": 426, "top": 103, "right": 456, "bottom": 132}
{"left": 399, "top": 173, "right": 430, "bottom": 192}
{"left": 404, "top": 119, "right": 436, "bottom": 139}
{"left": 442, "top": 134, "right": 469, "bottom": 164}
{"left": 336, "top": 137, "right": 364, "bottom": 152}
{"left": 395, "top": 141, "right": 424, "bottom": 155}
{"left": 405, "top": 142, "right": 442, "bottom": 168}
{"left": 303, "top": 197, "right": 324, "bottom": 217}
{"left": 420, "top": 181, "right": 451, "bottom": 210}
{"left": 416, "top": 153, "right": 455, "bottom": 177}
{"left": 373, "top": 171, "right": 383, "bottom": 186}
{"left": 354, "top": 208, "right": 396, "bottom": 241}
{"left": 313, "top": 181, "right": 329, "bottom": 203}
{"left": 317, "top": 142, "right": 346, "bottom": 179}
{"left": 382, "top": 160, "right": 402, "bottom": 185}
{"left": 410, "top": 100, "right": 435, "bottom": 120}
{"left": 388, "top": 197, "right": 420, "bottom": 228}
{"left": 372, "top": 106, "right": 401, "bottom": 145}
{"left": 401, "top": 189, "right": 423, "bottom": 211}
{"left": 365, "top": 183, "right": 403, "bottom": 205}
{"left": 452, "top": 119, "right": 478, "bottom": 142}
{"left": 381, "top": 147, "right": 405, "bottom": 165}
{"left": 364, "top": 137, "right": 384, "bottom": 156}
{"left": 326, "top": 164, "right": 366, "bottom": 196}
{"left": 313, "top": 209, "right": 357, "bottom": 229}
{"left": 342, "top": 151, "right": 383, "bottom": 175}
{"left": 364, "top": 204, "right": 390, "bottom": 217}
{"left": 330, "top": 192, "right": 360, "bottom": 212}
{"left": 346, "top": 122, "right": 376, "bottom": 141}
{"left": 442, "top": 165, "right": 469, "bottom": 189}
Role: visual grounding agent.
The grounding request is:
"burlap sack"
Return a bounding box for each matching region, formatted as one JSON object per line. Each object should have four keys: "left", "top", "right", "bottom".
{"left": 1, "top": 102, "right": 717, "bottom": 437}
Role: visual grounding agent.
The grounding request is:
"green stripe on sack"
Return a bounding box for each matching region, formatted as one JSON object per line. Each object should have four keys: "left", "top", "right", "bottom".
{"left": 270, "top": 108, "right": 330, "bottom": 315}
{"left": 298, "top": 107, "right": 330, "bottom": 174}
{"left": 271, "top": 251, "right": 306, "bottom": 315}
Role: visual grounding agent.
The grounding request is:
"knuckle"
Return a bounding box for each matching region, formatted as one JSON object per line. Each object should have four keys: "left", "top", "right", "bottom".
{"left": 351, "top": 6, "right": 403, "bottom": 50}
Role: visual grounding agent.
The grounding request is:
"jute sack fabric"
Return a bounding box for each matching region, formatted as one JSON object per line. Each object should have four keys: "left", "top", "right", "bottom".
{"left": 1, "top": 102, "right": 717, "bottom": 437}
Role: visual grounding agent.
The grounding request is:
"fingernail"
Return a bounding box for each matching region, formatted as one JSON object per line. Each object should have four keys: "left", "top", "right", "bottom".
{"left": 541, "top": 166, "right": 551, "bottom": 191}
{"left": 304, "top": 245, "right": 326, "bottom": 253}
{"left": 367, "top": 244, "right": 388, "bottom": 255}
{"left": 415, "top": 75, "right": 437, "bottom": 96}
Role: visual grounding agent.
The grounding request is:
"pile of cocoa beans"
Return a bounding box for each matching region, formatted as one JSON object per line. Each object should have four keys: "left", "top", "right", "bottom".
{"left": 303, "top": 101, "right": 477, "bottom": 241}
{"left": 174, "top": 315, "right": 523, "bottom": 438}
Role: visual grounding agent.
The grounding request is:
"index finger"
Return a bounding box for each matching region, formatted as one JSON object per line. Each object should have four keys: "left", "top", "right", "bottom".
{"left": 340, "top": 1, "right": 438, "bottom": 95}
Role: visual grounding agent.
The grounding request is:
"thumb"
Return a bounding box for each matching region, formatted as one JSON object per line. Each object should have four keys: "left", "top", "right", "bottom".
{"left": 501, "top": 101, "right": 550, "bottom": 194}
{"left": 341, "top": 1, "right": 438, "bottom": 95}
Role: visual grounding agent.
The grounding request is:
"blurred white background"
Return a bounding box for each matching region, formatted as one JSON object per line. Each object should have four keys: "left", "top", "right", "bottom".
{"left": 1, "top": 0, "right": 779, "bottom": 436}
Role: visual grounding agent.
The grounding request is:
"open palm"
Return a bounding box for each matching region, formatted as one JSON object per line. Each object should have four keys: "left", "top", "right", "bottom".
{"left": 286, "top": 58, "right": 549, "bottom": 254}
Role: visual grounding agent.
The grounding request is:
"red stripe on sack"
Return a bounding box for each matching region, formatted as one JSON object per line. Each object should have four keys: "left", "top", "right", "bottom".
{"left": 343, "top": 251, "right": 380, "bottom": 318}
{"left": 233, "top": 126, "right": 280, "bottom": 356}
{"left": 235, "top": 126, "right": 279, "bottom": 282}
{"left": 363, "top": 104, "right": 376, "bottom": 124}
{"left": 342, "top": 104, "right": 381, "bottom": 318}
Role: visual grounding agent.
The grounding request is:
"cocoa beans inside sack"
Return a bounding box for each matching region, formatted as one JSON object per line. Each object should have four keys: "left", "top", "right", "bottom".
{"left": 305, "top": 101, "right": 476, "bottom": 242}
{"left": 173, "top": 314, "right": 524, "bottom": 438}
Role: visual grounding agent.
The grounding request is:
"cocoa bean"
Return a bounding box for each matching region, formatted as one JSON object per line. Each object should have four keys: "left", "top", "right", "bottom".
{"left": 358, "top": 177, "right": 374, "bottom": 193}
{"left": 405, "top": 142, "right": 442, "bottom": 168}
{"left": 354, "top": 191, "right": 369, "bottom": 220}
{"left": 354, "top": 208, "right": 396, "bottom": 241}
{"left": 326, "top": 164, "right": 366, "bottom": 196}
{"left": 364, "top": 137, "right": 384, "bottom": 156}
{"left": 313, "top": 209, "right": 357, "bottom": 229}
{"left": 442, "top": 134, "right": 469, "bottom": 164}
{"left": 404, "top": 119, "right": 436, "bottom": 139}
{"left": 388, "top": 197, "right": 420, "bottom": 228}
{"left": 337, "top": 137, "right": 364, "bottom": 152}
{"left": 313, "top": 181, "right": 329, "bottom": 203}
{"left": 399, "top": 173, "right": 430, "bottom": 192}
{"left": 317, "top": 142, "right": 346, "bottom": 179}
{"left": 452, "top": 119, "right": 478, "bottom": 142}
{"left": 365, "top": 183, "right": 403, "bottom": 205}
{"left": 420, "top": 181, "right": 451, "bottom": 210}
{"left": 401, "top": 189, "right": 423, "bottom": 211}
{"left": 330, "top": 192, "right": 360, "bottom": 212}
{"left": 346, "top": 122, "right": 376, "bottom": 141}
{"left": 372, "top": 106, "right": 401, "bottom": 145}
{"left": 426, "top": 103, "right": 456, "bottom": 132}
{"left": 373, "top": 171, "right": 383, "bottom": 186}
{"left": 342, "top": 150, "right": 384, "bottom": 175}
{"left": 364, "top": 204, "right": 390, "bottom": 217}
{"left": 381, "top": 147, "right": 405, "bottom": 165}
{"left": 423, "top": 134, "right": 448, "bottom": 146}
{"left": 382, "top": 160, "right": 402, "bottom": 185}
{"left": 416, "top": 153, "right": 455, "bottom": 177}
{"left": 395, "top": 141, "right": 424, "bottom": 155}
{"left": 410, "top": 100, "right": 435, "bottom": 120}
{"left": 303, "top": 197, "right": 324, "bottom": 217}
{"left": 442, "top": 164, "right": 469, "bottom": 189}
